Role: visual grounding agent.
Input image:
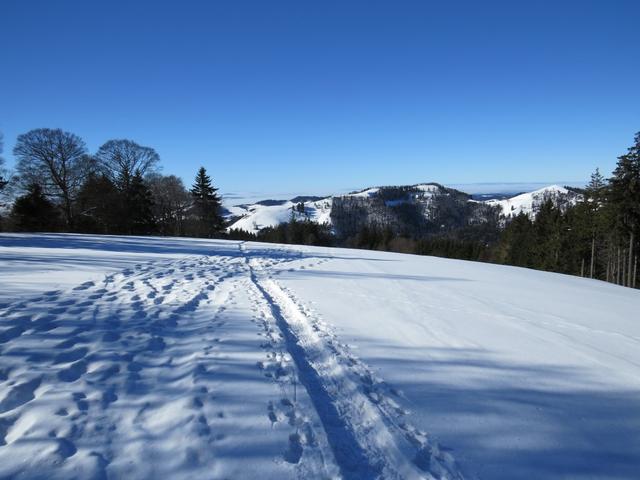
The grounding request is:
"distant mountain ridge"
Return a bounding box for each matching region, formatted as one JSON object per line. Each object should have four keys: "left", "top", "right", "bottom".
{"left": 226, "top": 183, "right": 581, "bottom": 235}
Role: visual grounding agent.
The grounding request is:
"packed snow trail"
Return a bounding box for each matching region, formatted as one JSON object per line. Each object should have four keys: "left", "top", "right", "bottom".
{"left": 242, "top": 243, "right": 461, "bottom": 480}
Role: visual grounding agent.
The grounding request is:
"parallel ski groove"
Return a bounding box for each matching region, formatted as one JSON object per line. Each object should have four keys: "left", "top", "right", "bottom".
{"left": 246, "top": 259, "right": 382, "bottom": 480}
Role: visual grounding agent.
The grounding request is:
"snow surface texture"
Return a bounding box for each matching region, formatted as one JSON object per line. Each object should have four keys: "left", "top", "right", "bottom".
{"left": 226, "top": 184, "right": 579, "bottom": 233}
{"left": 1, "top": 234, "right": 640, "bottom": 479}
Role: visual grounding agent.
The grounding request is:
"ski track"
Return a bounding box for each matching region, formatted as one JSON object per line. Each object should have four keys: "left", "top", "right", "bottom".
{"left": 0, "top": 246, "right": 464, "bottom": 480}
{"left": 241, "top": 244, "right": 463, "bottom": 480}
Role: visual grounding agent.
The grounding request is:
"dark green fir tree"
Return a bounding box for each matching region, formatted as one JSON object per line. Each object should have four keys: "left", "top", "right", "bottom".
{"left": 190, "top": 167, "right": 224, "bottom": 237}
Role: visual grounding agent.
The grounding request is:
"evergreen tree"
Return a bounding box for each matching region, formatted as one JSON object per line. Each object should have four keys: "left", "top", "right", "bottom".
{"left": 126, "top": 170, "right": 155, "bottom": 235}
{"left": 190, "top": 167, "right": 224, "bottom": 237}
{"left": 583, "top": 168, "right": 607, "bottom": 278}
{"left": 532, "top": 200, "right": 563, "bottom": 271}
{"left": 10, "top": 183, "right": 60, "bottom": 231}
{"left": 609, "top": 132, "right": 640, "bottom": 287}
{"left": 496, "top": 212, "right": 535, "bottom": 267}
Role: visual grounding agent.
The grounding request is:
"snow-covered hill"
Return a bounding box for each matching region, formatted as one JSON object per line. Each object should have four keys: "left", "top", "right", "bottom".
{"left": 226, "top": 184, "right": 447, "bottom": 233}
{"left": 226, "top": 183, "right": 581, "bottom": 233}
{"left": 228, "top": 198, "right": 332, "bottom": 234}
{"left": 486, "top": 184, "right": 582, "bottom": 219}
{"left": 1, "top": 233, "right": 639, "bottom": 479}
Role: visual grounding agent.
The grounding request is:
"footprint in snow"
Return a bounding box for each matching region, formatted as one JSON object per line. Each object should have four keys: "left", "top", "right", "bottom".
{"left": 58, "top": 360, "right": 88, "bottom": 383}
{"left": 0, "top": 377, "right": 42, "bottom": 414}
{"left": 101, "top": 386, "right": 118, "bottom": 409}
{"left": 55, "top": 437, "right": 77, "bottom": 458}
{"left": 283, "top": 433, "right": 303, "bottom": 464}
{"left": 195, "top": 414, "right": 211, "bottom": 437}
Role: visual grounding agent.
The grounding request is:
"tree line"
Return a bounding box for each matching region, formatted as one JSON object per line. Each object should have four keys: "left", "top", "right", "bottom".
{"left": 0, "top": 128, "right": 224, "bottom": 237}
{"left": 1, "top": 128, "right": 638, "bottom": 289}
{"left": 229, "top": 132, "right": 640, "bottom": 289}
{"left": 494, "top": 137, "right": 639, "bottom": 288}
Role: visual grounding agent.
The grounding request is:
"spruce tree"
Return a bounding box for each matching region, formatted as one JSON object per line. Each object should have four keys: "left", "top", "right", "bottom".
{"left": 127, "top": 170, "right": 155, "bottom": 235}
{"left": 497, "top": 212, "right": 535, "bottom": 267}
{"left": 11, "top": 183, "right": 60, "bottom": 231}
{"left": 583, "top": 168, "right": 607, "bottom": 278}
{"left": 532, "top": 200, "right": 563, "bottom": 271}
{"left": 609, "top": 132, "right": 640, "bottom": 287}
{"left": 190, "top": 167, "right": 224, "bottom": 237}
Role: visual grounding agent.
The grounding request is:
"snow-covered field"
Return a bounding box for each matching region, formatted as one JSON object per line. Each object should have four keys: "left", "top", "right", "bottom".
{"left": 1, "top": 234, "right": 639, "bottom": 479}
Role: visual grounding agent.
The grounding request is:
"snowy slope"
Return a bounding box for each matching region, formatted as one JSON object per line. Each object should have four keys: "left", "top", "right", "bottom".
{"left": 228, "top": 198, "right": 332, "bottom": 234}
{"left": 1, "top": 233, "right": 639, "bottom": 479}
{"left": 226, "top": 183, "right": 447, "bottom": 233}
{"left": 486, "top": 185, "right": 581, "bottom": 218}
{"left": 226, "top": 183, "right": 580, "bottom": 233}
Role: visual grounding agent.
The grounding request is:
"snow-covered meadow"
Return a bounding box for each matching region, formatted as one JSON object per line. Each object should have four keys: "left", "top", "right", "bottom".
{"left": 1, "top": 234, "right": 639, "bottom": 479}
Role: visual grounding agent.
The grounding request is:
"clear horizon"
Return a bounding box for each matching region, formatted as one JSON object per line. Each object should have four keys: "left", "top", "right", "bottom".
{"left": 2, "top": 0, "right": 638, "bottom": 198}
{"left": 222, "top": 180, "right": 588, "bottom": 207}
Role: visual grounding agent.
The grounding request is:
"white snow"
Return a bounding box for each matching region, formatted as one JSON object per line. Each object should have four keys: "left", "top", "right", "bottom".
{"left": 1, "top": 233, "right": 639, "bottom": 479}
{"left": 414, "top": 184, "right": 440, "bottom": 193}
{"left": 347, "top": 187, "right": 381, "bottom": 198}
{"left": 486, "top": 184, "right": 579, "bottom": 218}
{"left": 228, "top": 198, "right": 332, "bottom": 234}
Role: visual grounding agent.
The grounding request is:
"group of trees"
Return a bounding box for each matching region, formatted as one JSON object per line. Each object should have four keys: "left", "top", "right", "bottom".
{"left": 0, "top": 128, "right": 224, "bottom": 237}
{"left": 244, "top": 132, "right": 640, "bottom": 289}
{"left": 1, "top": 127, "right": 638, "bottom": 289}
{"left": 495, "top": 134, "right": 640, "bottom": 289}
{"left": 345, "top": 133, "right": 640, "bottom": 288}
{"left": 229, "top": 216, "right": 333, "bottom": 246}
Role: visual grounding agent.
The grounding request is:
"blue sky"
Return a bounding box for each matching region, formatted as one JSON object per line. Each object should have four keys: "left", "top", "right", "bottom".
{"left": 1, "top": 0, "right": 639, "bottom": 201}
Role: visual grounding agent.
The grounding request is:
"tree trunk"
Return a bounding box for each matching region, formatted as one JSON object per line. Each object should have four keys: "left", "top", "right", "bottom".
{"left": 628, "top": 232, "right": 635, "bottom": 288}
{"left": 62, "top": 192, "right": 73, "bottom": 228}
{"left": 634, "top": 255, "right": 638, "bottom": 289}
{"left": 617, "top": 247, "right": 621, "bottom": 284}
{"left": 580, "top": 258, "right": 584, "bottom": 277}
{"left": 590, "top": 236, "right": 595, "bottom": 278}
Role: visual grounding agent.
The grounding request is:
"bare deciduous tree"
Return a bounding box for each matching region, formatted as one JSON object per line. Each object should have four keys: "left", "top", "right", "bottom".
{"left": 13, "top": 128, "right": 93, "bottom": 226}
{"left": 95, "top": 139, "right": 160, "bottom": 189}
{"left": 146, "top": 173, "right": 190, "bottom": 235}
